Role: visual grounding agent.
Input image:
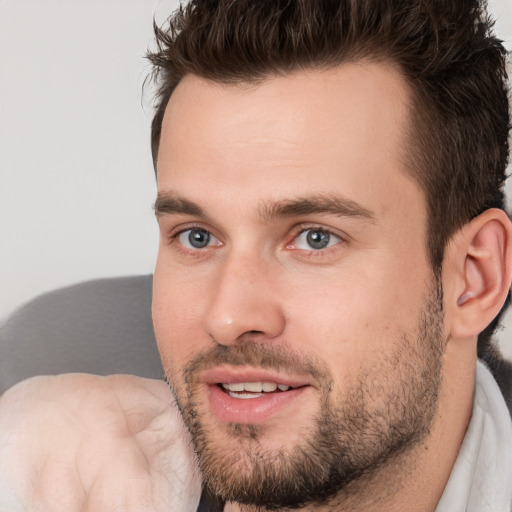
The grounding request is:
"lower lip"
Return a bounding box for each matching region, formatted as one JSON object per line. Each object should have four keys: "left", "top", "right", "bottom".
{"left": 207, "top": 384, "right": 308, "bottom": 424}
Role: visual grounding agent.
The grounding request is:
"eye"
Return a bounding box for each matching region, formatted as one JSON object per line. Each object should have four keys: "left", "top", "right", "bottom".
{"left": 177, "top": 228, "right": 218, "bottom": 249}
{"left": 293, "top": 228, "right": 341, "bottom": 250}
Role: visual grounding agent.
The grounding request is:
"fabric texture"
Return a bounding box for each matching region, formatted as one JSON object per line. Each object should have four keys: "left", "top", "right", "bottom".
{"left": 0, "top": 275, "right": 163, "bottom": 393}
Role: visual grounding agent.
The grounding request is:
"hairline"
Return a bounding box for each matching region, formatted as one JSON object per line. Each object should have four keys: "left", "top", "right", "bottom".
{"left": 152, "top": 58, "right": 440, "bottom": 267}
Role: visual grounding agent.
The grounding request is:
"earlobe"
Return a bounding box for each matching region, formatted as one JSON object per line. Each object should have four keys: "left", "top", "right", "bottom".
{"left": 450, "top": 209, "right": 512, "bottom": 339}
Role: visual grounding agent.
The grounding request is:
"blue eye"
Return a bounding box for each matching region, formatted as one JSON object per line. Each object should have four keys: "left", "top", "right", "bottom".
{"left": 178, "top": 228, "right": 215, "bottom": 249}
{"left": 294, "top": 229, "right": 340, "bottom": 250}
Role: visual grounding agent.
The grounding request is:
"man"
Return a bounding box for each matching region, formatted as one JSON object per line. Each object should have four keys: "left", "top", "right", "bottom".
{"left": 0, "top": 0, "right": 511, "bottom": 511}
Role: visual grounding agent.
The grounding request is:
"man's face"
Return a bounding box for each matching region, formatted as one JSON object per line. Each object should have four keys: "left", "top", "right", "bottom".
{"left": 153, "top": 64, "right": 446, "bottom": 508}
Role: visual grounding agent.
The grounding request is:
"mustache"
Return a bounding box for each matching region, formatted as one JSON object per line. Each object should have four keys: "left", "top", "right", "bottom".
{"left": 182, "top": 341, "right": 330, "bottom": 386}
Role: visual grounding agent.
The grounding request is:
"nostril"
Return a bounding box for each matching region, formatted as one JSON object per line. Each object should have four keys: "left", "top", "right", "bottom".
{"left": 204, "top": 300, "right": 286, "bottom": 345}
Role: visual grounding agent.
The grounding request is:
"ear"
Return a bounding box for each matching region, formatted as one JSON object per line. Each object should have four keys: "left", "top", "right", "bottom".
{"left": 448, "top": 208, "right": 512, "bottom": 339}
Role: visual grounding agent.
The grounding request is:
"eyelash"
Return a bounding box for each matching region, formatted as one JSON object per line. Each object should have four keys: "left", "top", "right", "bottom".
{"left": 286, "top": 225, "right": 346, "bottom": 256}
{"left": 167, "top": 224, "right": 346, "bottom": 257}
{"left": 168, "top": 224, "right": 221, "bottom": 254}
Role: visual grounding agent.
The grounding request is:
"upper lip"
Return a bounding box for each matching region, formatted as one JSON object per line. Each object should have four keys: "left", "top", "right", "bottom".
{"left": 199, "top": 366, "right": 312, "bottom": 388}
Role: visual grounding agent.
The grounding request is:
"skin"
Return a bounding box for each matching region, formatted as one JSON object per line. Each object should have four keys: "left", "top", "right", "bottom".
{"left": 152, "top": 63, "right": 478, "bottom": 511}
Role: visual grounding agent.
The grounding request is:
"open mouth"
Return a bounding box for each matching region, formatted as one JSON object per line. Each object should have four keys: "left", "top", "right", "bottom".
{"left": 207, "top": 377, "right": 310, "bottom": 423}
{"left": 219, "top": 381, "right": 297, "bottom": 399}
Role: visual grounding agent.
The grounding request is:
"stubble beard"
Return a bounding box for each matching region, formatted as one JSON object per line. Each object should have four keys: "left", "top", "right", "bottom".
{"left": 168, "top": 279, "right": 445, "bottom": 511}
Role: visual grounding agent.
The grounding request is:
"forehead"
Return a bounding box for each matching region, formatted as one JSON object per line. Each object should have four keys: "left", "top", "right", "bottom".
{"left": 157, "top": 63, "right": 420, "bottom": 221}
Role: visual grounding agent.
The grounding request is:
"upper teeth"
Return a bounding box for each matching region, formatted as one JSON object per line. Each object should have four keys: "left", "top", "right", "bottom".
{"left": 221, "top": 382, "right": 291, "bottom": 392}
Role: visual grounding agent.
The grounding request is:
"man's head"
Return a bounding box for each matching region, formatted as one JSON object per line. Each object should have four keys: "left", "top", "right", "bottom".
{"left": 148, "top": 0, "right": 510, "bottom": 270}
{"left": 149, "top": 1, "right": 511, "bottom": 509}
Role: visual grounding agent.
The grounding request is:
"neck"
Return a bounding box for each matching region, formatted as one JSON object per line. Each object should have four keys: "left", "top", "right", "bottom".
{"left": 226, "top": 345, "right": 475, "bottom": 512}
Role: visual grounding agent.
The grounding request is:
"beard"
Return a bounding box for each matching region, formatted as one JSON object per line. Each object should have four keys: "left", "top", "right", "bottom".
{"left": 166, "top": 278, "right": 445, "bottom": 510}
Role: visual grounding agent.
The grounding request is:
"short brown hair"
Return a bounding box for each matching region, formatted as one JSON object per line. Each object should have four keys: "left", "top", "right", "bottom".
{"left": 146, "top": 0, "right": 510, "bottom": 347}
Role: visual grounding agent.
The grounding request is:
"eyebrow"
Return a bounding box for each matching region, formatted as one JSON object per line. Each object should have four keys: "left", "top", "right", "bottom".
{"left": 259, "top": 194, "right": 375, "bottom": 222}
{"left": 154, "top": 192, "right": 204, "bottom": 217}
{"left": 154, "top": 191, "right": 375, "bottom": 222}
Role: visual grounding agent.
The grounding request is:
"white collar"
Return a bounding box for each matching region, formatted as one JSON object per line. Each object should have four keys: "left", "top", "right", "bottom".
{"left": 435, "top": 361, "right": 512, "bottom": 512}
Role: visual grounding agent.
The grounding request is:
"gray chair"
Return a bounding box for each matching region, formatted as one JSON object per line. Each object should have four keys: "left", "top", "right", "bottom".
{"left": 0, "top": 275, "right": 163, "bottom": 394}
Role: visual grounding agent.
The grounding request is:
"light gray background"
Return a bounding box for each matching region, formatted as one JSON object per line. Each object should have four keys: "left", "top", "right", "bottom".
{"left": 0, "top": 0, "right": 180, "bottom": 319}
{"left": 1, "top": 0, "right": 512, "bottom": 356}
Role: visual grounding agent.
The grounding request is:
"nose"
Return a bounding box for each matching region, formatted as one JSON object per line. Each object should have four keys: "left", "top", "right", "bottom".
{"left": 203, "top": 254, "right": 286, "bottom": 345}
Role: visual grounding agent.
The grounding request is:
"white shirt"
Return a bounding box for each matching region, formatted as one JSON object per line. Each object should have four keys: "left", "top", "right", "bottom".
{"left": 435, "top": 361, "right": 512, "bottom": 512}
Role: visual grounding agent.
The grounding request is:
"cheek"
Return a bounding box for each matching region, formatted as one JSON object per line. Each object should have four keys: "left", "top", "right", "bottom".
{"left": 285, "top": 287, "right": 378, "bottom": 379}
{"left": 152, "top": 264, "right": 208, "bottom": 371}
{"left": 284, "top": 264, "right": 428, "bottom": 380}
